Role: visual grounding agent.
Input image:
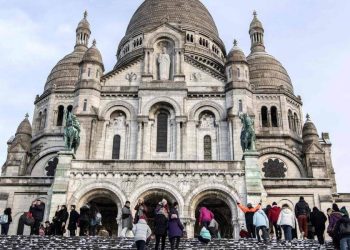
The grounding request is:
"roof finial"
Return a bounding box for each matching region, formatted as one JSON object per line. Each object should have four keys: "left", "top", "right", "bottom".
{"left": 233, "top": 39, "right": 238, "bottom": 46}
{"left": 92, "top": 39, "right": 96, "bottom": 46}
{"left": 84, "top": 10, "right": 88, "bottom": 19}
{"left": 253, "top": 10, "right": 257, "bottom": 18}
{"left": 25, "top": 113, "right": 29, "bottom": 119}
{"left": 306, "top": 114, "right": 311, "bottom": 121}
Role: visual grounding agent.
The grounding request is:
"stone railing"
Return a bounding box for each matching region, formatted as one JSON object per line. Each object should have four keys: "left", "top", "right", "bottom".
{"left": 0, "top": 176, "right": 54, "bottom": 186}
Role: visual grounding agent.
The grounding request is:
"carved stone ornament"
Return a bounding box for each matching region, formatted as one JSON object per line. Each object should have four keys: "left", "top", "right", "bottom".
{"left": 262, "top": 158, "right": 287, "bottom": 178}
{"left": 125, "top": 72, "right": 137, "bottom": 83}
{"left": 190, "top": 72, "right": 202, "bottom": 81}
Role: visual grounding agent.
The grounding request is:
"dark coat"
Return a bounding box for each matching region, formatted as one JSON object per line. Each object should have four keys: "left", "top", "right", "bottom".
{"left": 295, "top": 200, "right": 310, "bottom": 217}
{"left": 68, "top": 210, "right": 80, "bottom": 230}
{"left": 310, "top": 210, "right": 327, "bottom": 232}
{"left": 168, "top": 208, "right": 183, "bottom": 238}
{"left": 122, "top": 206, "right": 133, "bottom": 229}
{"left": 57, "top": 209, "right": 69, "bottom": 224}
{"left": 154, "top": 213, "right": 168, "bottom": 236}
{"left": 334, "top": 216, "right": 350, "bottom": 239}
{"left": 29, "top": 203, "right": 45, "bottom": 221}
{"left": 79, "top": 206, "right": 90, "bottom": 223}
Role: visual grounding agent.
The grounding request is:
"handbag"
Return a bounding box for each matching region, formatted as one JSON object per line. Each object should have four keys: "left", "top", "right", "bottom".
{"left": 0, "top": 214, "right": 8, "bottom": 224}
{"left": 22, "top": 212, "right": 35, "bottom": 226}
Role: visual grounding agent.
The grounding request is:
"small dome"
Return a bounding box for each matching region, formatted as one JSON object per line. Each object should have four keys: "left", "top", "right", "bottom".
{"left": 247, "top": 52, "right": 293, "bottom": 92}
{"left": 250, "top": 11, "right": 264, "bottom": 31}
{"left": 77, "top": 11, "right": 90, "bottom": 30}
{"left": 226, "top": 40, "right": 247, "bottom": 64}
{"left": 16, "top": 114, "right": 32, "bottom": 136}
{"left": 81, "top": 40, "right": 104, "bottom": 69}
{"left": 302, "top": 114, "right": 319, "bottom": 139}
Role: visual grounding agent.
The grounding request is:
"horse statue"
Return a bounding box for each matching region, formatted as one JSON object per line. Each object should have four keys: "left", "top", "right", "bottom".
{"left": 239, "top": 112, "right": 256, "bottom": 152}
{"left": 64, "top": 111, "right": 80, "bottom": 154}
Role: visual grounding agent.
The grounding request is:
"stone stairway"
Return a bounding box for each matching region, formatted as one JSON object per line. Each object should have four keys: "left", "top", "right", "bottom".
{"left": 0, "top": 236, "right": 335, "bottom": 249}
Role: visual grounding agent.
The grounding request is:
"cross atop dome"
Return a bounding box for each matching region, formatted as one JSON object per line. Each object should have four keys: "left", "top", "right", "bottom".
{"left": 84, "top": 10, "right": 88, "bottom": 19}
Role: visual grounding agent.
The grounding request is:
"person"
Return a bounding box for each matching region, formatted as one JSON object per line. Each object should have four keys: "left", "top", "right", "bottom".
{"left": 340, "top": 207, "right": 349, "bottom": 217}
{"left": 277, "top": 204, "right": 296, "bottom": 242}
{"left": 264, "top": 205, "right": 274, "bottom": 238}
{"left": 97, "top": 226, "right": 110, "bottom": 237}
{"left": 79, "top": 204, "right": 90, "bottom": 236}
{"left": 208, "top": 218, "right": 219, "bottom": 238}
{"left": 198, "top": 207, "right": 214, "bottom": 229}
{"left": 253, "top": 208, "right": 269, "bottom": 242}
{"left": 89, "top": 205, "right": 100, "bottom": 236}
{"left": 39, "top": 224, "right": 45, "bottom": 236}
{"left": 328, "top": 203, "right": 344, "bottom": 247}
{"left": 68, "top": 205, "right": 80, "bottom": 236}
{"left": 268, "top": 202, "right": 281, "bottom": 240}
{"left": 134, "top": 198, "right": 147, "bottom": 224}
{"left": 334, "top": 213, "right": 350, "bottom": 250}
{"left": 237, "top": 201, "right": 261, "bottom": 238}
{"left": 29, "top": 199, "right": 45, "bottom": 235}
{"left": 239, "top": 225, "right": 249, "bottom": 238}
{"left": 44, "top": 221, "right": 54, "bottom": 236}
{"left": 294, "top": 196, "right": 310, "bottom": 239}
{"left": 133, "top": 216, "right": 152, "bottom": 250}
{"left": 154, "top": 199, "right": 169, "bottom": 250}
{"left": 0, "top": 208, "right": 12, "bottom": 235}
{"left": 198, "top": 226, "right": 211, "bottom": 244}
{"left": 121, "top": 201, "right": 133, "bottom": 237}
{"left": 168, "top": 202, "right": 184, "bottom": 250}
{"left": 310, "top": 207, "right": 327, "bottom": 245}
{"left": 55, "top": 205, "right": 69, "bottom": 235}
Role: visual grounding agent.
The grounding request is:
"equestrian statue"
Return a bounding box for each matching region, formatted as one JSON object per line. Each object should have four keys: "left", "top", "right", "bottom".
{"left": 239, "top": 112, "right": 256, "bottom": 152}
{"left": 64, "top": 111, "right": 81, "bottom": 154}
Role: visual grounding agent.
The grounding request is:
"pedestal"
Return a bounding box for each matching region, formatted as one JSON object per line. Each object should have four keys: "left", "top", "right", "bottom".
{"left": 48, "top": 151, "right": 74, "bottom": 220}
{"left": 243, "top": 150, "right": 266, "bottom": 205}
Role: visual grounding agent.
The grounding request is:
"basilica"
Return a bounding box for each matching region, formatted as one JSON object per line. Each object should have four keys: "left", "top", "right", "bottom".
{"left": 1, "top": 0, "right": 349, "bottom": 237}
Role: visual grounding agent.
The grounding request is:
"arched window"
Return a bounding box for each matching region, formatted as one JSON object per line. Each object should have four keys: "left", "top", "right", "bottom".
{"left": 228, "top": 68, "right": 232, "bottom": 79}
{"left": 261, "top": 106, "right": 269, "bottom": 127}
{"left": 203, "top": 135, "right": 212, "bottom": 160}
{"left": 57, "top": 105, "right": 64, "bottom": 126}
{"left": 112, "top": 135, "right": 121, "bottom": 159}
{"left": 237, "top": 68, "right": 240, "bottom": 78}
{"left": 156, "top": 112, "right": 168, "bottom": 152}
{"left": 199, "top": 38, "right": 202, "bottom": 46}
{"left": 271, "top": 106, "right": 278, "bottom": 127}
{"left": 38, "top": 112, "right": 42, "bottom": 130}
{"left": 67, "top": 105, "right": 73, "bottom": 115}
{"left": 88, "top": 68, "right": 91, "bottom": 77}
{"left": 294, "top": 113, "right": 299, "bottom": 133}
{"left": 239, "top": 100, "right": 243, "bottom": 113}
{"left": 186, "top": 34, "right": 190, "bottom": 42}
{"left": 288, "top": 110, "right": 293, "bottom": 130}
{"left": 83, "top": 99, "right": 87, "bottom": 111}
{"left": 41, "top": 109, "right": 47, "bottom": 129}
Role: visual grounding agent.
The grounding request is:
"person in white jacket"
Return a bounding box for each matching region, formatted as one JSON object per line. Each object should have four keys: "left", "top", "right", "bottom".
{"left": 277, "top": 204, "right": 296, "bottom": 242}
{"left": 253, "top": 209, "right": 269, "bottom": 242}
{"left": 132, "top": 217, "right": 152, "bottom": 250}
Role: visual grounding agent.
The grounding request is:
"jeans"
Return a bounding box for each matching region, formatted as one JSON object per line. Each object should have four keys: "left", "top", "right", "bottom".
{"left": 247, "top": 223, "right": 256, "bottom": 238}
{"left": 1, "top": 223, "right": 9, "bottom": 235}
{"left": 340, "top": 237, "right": 350, "bottom": 250}
{"left": 155, "top": 234, "right": 166, "bottom": 250}
{"left": 169, "top": 236, "right": 180, "bottom": 250}
{"left": 256, "top": 226, "right": 269, "bottom": 242}
{"left": 281, "top": 225, "right": 292, "bottom": 241}
{"left": 315, "top": 229, "right": 325, "bottom": 245}
{"left": 120, "top": 227, "right": 133, "bottom": 237}
{"left": 297, "top": 215, "right": 308, "bottom": 238}
{"left": 135, "top": 240, "right": 146, "bottom": 250}
{"left": 273, "top": 223, "right": 282, "bottom": 240}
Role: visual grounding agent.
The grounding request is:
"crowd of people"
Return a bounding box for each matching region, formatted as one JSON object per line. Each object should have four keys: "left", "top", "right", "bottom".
{"left": 237, "top": 197, "right": 350, "bottom": 250}
{"left": 1, "top": 197, "right": 350, "bottom": 250}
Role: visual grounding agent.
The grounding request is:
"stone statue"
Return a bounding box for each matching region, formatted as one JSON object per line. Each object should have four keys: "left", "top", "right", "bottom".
{"left": 239, "top": 112, "right": 256, "bottom": 152}
{"left": 64, "top": 111, "right": 81, "bottom": 154}
{"left": 158, "top": 47, "right": 171, "bottom": 80}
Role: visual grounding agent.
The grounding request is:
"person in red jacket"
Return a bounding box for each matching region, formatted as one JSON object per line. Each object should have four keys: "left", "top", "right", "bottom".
{"left": 268, "top": 202, "right": 282, "bottom": 240}
{"left": 237, "top": 201, "right": 261, "bottom": 238}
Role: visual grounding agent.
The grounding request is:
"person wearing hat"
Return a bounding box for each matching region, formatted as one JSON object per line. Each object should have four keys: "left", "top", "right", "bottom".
{"left": 237, "top": 201, "right": 261, "bottom": 238}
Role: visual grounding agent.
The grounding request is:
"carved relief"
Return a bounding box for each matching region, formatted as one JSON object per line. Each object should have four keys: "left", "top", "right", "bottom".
{"left": 199, "top": 113, "right": 215, "bottom": 129}
{"left": 125, "top": 72, "right": 137, "bottom": 83}
{"left": 262, "top": 158, "right": 287, "bottom": 178}
{"left": 190, "top": 72, "right": 202, "bottom": 81}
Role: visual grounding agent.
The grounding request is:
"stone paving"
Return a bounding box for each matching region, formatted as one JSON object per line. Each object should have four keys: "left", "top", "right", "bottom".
{"left": 0, "top": 236, "right": 335, "bottom": 250}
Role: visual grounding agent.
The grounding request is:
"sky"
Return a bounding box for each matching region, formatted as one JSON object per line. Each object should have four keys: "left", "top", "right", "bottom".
{"left": 0, "top": 0, "right": 349, "bottom": 192}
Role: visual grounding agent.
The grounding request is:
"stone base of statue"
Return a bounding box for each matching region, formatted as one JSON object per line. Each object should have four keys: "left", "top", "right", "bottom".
{"left": 173, "top": 74, "right": 185, "bottom": 82}
{"left": 48, "top": 150, "right": 75, "bottom": 220}
{"left": 243, "top": 150, "right": 266, "bottom": 205}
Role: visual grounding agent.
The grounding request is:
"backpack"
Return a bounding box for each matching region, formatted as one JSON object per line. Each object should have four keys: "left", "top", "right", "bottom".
{"left": 0, "top": 214, "right": 8, "bottom": 224}
{"left": 339, "top": 221, "right": 350, "bottom": 235}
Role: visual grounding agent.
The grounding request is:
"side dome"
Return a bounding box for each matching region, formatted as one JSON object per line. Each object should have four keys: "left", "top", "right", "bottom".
{"left": 226, "top": 40, "right": 247, "bottom": 64}
{"left": 16, "top": 114, "right": 32, "bottom": 136}
{"left": 247, "top": 52, "right": 293, "bottom": 92}
{"left": 81, "top": 40, "right": 104, "bottom": 68}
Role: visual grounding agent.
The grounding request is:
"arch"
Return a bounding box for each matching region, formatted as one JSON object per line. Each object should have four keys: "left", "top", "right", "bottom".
{"left": 26, "top": 147, "right": 63, "bottom": 175}
{"left": 189, "top": 101, "right": 226, "bottom": 121}
{"left": 261, "top": 106, "right": 269, "bottom": 127}
{"left": 258, "top": 147, "right": 307, "bottom": 177}
{"left": 99, "top": 100, "right": 137, "bottom": 120}
{"left": 271, "top": 106, "right": 278, "bottom": 127}
{"left": 147, "top": 29, "right": 182, "bottom": 48}
{"left": 142, "top": 96, "right": 182, "bottom": 116}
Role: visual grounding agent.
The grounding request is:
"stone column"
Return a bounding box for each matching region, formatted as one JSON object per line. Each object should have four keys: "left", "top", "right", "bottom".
{"left": 175, "top": 121, "right": 181, "bottom": 160}
{"left": 142, "top": 120, "right": 150, "bottom": 160}
{"left": 48, "top": 151, "right": 74, "bottom": 220}
{"left": 136, "top": 122, "right": 143, "bottom": 160}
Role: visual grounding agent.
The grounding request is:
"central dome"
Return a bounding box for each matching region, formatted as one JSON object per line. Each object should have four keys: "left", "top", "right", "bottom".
{"left": 125, "top": 0, "right": 222, "bottom": 45}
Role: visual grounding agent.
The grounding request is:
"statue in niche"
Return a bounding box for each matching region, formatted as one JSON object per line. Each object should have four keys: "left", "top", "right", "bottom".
{"left": 158, "top": 46, "right": 171, "bottom": 80}
{"left": 200, "top": 113, "right": 215, "bottom": 129}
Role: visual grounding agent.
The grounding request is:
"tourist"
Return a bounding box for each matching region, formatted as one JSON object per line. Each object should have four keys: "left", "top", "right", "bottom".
{"left": 29, "top": 199, "right": 45, "bottom": 235}
{"left": 239, "top": 225, "right": 249, "bottom": 238}
{"left": 198, "top": 207, "right": 214, "bottom": 229}
{"left": 54, "top": 205, "right": 69, "bottom": 235}
{"left": 264, "top": 204, "right": 274, "bottom": 238}
{"left": 198, "top": 226, "right": 211, "bottom": 244}
{"left": 310, "top": 207, "right": 327, "bottom": 245}
{"left": 79, "top": 204, "right": 90, "bottom": 236}
{"left": 253, "top": 208, "right": 269, "bottom": 242}
{"left": 68, "top": 205, "right": 80, "bottom": 236}
{"left": 334, "top": 213, "right": 350, "bottom": 250}
{"left": 277, "top": 204, "right": 296, "bottom": 242}
{"left": 294, "top": 196, "right": 311, "bottom": 239}
{"left": 132, "top": 216, "right": 152, "bottom": 250}
{"left": 268, "top": 202, "right": 281, "bottom": 240}
{"left": 44, "top": 221, "right": 53, "bottom": 236}
{"left": 328, "top": 203, "right": 344, "bottom": 248}
{"left": 121, "top": 201, "right": 133, "bottom": 237}
{"left": 89, "top": 205, "right": 100, "bottom": 236}
{"left": 208, "top": 217, "right": 219, "bottom": 238}
{"left": 237, "top": 201, "right": 261, "bottom": 238}
{"left": 0, "top": 208, "right": 12, "bottom": 235}
{"left": 39, "top": 224, "right": 45, "bottom": 236}
{"left": 154, "top": 199, "right": 169, "bottom": 250}
{"left": 340, "top": 206, "right": 349, "bottom": 217}
{"left": 168, "top": 202, "right": 184, "bottom": 250}
{"left": 134, "top": 198, "right": 147, "bottom": 224}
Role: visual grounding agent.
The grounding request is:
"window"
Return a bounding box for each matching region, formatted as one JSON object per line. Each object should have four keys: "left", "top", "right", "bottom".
{"left": 288, "top": 110, "right": 293, "bottom": 130}
{"left": 156, "top": 112, "right": 168, "bottom": 152}
{"left": 83, "top": 99, "right": 87, "bottom": 111}
{"left": 237, "top": 68, "right": 240, "bottom": 78}
{"left": 41, "top": 109, "right": 47, "bottom": 129}
{"left": 38, "top": 112, "right": 42, "bottom": 130}
{"left": 112, "top": 135, "right": 121, "bottom": 159}
{"left": 239, "top": 100, "right": 243, "bottom": 113}
{"left": 57, "top": 105, "right": 64, "bottom": 126}
{"left": 271, "top": 106, "right": 278, "bottom": 127}
{"left": 294, "top": 113, "right": 299, "bottom": 133}
{"left": 261, "top": 106, "right": 269, "bottom": 127}
{"left": 96, "top": 70, "right": 99, "bottom": 78}
{"left": 67, "top": 105, "right": 73, "bottom": 117}
{"left": 88, "top": 68, "right": 91, "bottom": 77}
{"left": 204, "top": 135, "right": 212, "bottom": 160}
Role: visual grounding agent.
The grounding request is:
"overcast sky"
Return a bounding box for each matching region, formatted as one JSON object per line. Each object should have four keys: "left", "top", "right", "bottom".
{"left": 0, "top": 0, "right": 349, "bottom": 192}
